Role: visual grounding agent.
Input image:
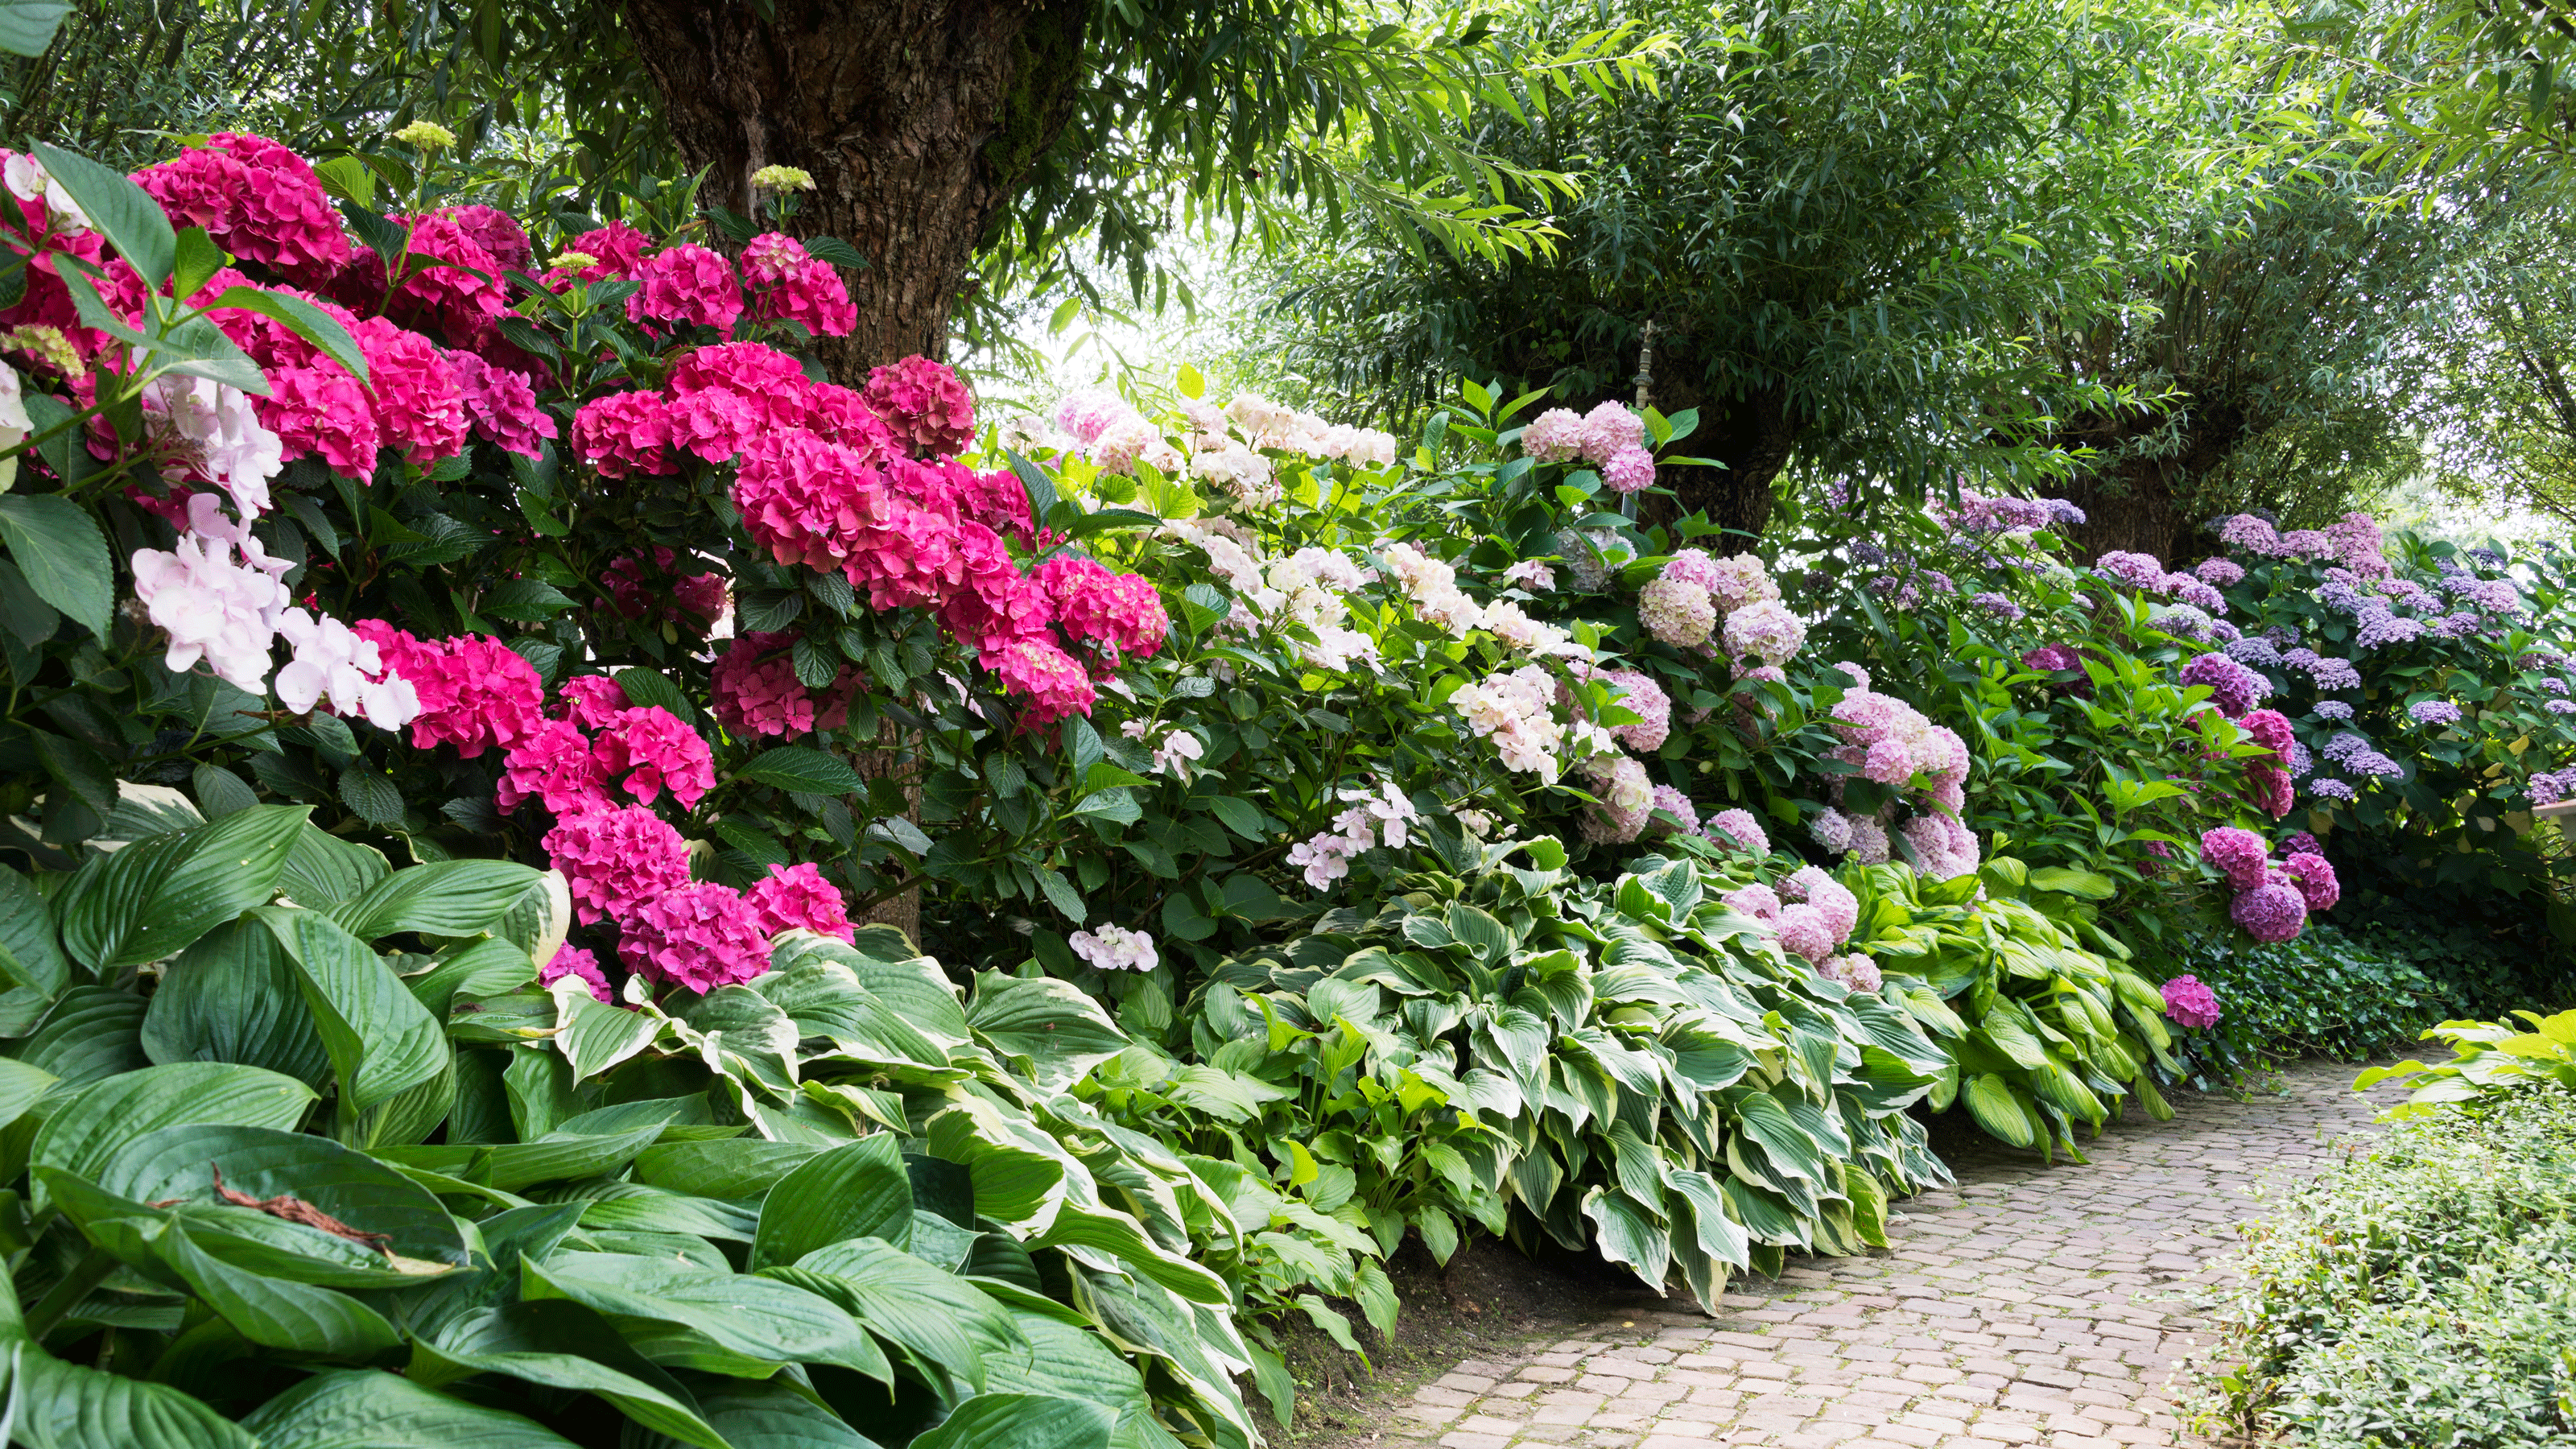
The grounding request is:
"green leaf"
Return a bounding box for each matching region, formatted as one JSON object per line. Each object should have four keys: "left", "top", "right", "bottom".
{"left": 16, "top": 985, "right": 146, "bottom": 1085}
{"left": 259, "top": 908, "right": 447, "bottom": 1113}
{"left": 208, "top": 286, "right": 368, "bottom": 383}
{"left": 140, "top": 918, "right": 332, "bottom": 1088}
{"left": 2026, "top": 867, "right": 2116, "bottom": 900}
{"left": 155, "top": 1222, "right": 403, "bottom": 1357}
{"left": 0, "top": 863, "right": 68, "bottom": 997}
{"left": 0, "top": 494, "right": 109, "bottom": 638}
{"left": 281, "top": 824, "right": 390, "bottom": 905}
{"left": 325, "top": 859, "right": 544, "bottom": 941}
{"left": 749, "top": 1134, "right": 912, "bottom": 1269}
{"left": 480, "top": 577, "right": 576, "bottom": 622}
{"left": 56, "top": 804, "right": 306, "bottom": 969}
{"left": 738, "top": 745, "right": 862, "bottom": 795}
{"left": 1962, "top": 1073, "right": 2040, "bottom": 1149}
{"left": 0, "top": 1298, "right": 258, "bottom": 1449}
{"left": 966, "top": 972, "right": 1129, "bottom": 1091}
{"left": 29, "top": 1062, "right": 315, "bottom": 1212}
{"left": 1030, "top": 1204, "right": 1229, "bottom": 1305}
{"left": 410, "top": 1300, "right": 729, "bottom": 1449}
{"left": 910, "top": 1393, "right": 1117, "bottom": 1449}
{"left": 94, "top": 1123, "right": 469, "bottom": 1263}
{"left": 782, "top": 1236, "right": 1026, "bottom": 1389}
{"left": 337, "top": 765, "right": 403, "bottom": 827}
{"left": 0, "top": 1, "right": 70, "bottom": 57}
{"left": 31, "top": 142, "right": 173, "bottom": 286}
{"left": 0, "top": 1058, "right": 52, "bottom": 1130}
{"left": 521, "top": 1251, "right": 889, "bottom": 1379}
{"left": 1579, "top": 1186, "right": 1670, "bottom": 1291}
{"left": 1204, "top": 796, "right": 1265, "bottom": 840}
{"left": 552, "top": 984, "right": 663, "bottom": 1078}
{"left": 240, "top": 1368, "right": 578, "bottom": 1448}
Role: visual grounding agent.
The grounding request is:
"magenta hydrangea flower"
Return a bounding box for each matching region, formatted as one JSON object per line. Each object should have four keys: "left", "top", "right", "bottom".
{"left": 385, "top": 630, "right": 546, "bottom": 758}
{"left": 630, "top": 242, "right": 745, "bottom": 332}
{"left": 2200, "top": 826, "right": 2271, "bottom": 892}
{"left": 2230, "top": 881, "right": 2307, "bottom": 943}
{"left": 2248, "top": 764, "right": 2293, "bottom": 820}
{"left": 353, "top": 317, "right": 468, "bottom": 464}
{"left": 431, "top": 202, "right": 533, "bottom": 272}
{"left": 863, "top": 355, "right": 975, "bottom": 457}
{"left": 1038, "top": 557, "right": 1169, "bottom": 667}
{"left": 2283, "top": 852, "right": 2340, "bottom": 913}
{"left": 745, "top": 861, "right": 857, "bottom": 943}
{"left": 255, "top": 365, "right": 377, "bottom": 477}
{"left": 496, "top": 719, "right": 612, "bottom": 817}
{"left": 446, "top": 351, "right": 556, "bottom": 457}
{"left": 543, "top": 806, "right": 694, "bottom": 925}
{"left": 557, "top": 221, "right": 653, "bottom": 281}
{"left": 986, "top": 636, "right": 1097, "bottom": 724}
{"left": 741, "top": 233, "right": 859, "bottom": 336}
{"left": 2240, "top": 708, "right": 2294, "bottom": 756}
{"left": 540, "top": 944, "right": 612, "bottom": 1004}
{"left": 2161, "top": 974, "right": 2222, "bottom": 1029}
{"left": 572, "top": 390, "right": 677, "bottom": 479}
{"left": 593, "top": 706, "right": 716, "bottom": 809}
{"left": 620, "top": 882, "right": 771, "bottom": 993}
{"left": 365, "top": 212, "right": 510, "bottom": 347}
{"left": 133, "top": 133, "right": 350, "bottom": 286}
{"left": 732, "top": 429, "right": 879, "bottom": 571}
{"left": 2178, "top": 651, "right": 2268, "bottom": 718}
{"left": 712, "top": 633, "right": 825, "bottom": 739}
{"left": 556, "top": 674, "right": 630, "bottom": 730}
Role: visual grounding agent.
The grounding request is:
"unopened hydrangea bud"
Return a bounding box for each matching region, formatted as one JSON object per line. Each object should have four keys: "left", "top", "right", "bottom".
{"left": 392, "top": 121, "right": 457, "bottom": 150}
{"left": 550, "top": 250, "right": 601, "bottom": 271}
{"left": 750, "top": 165, "right": 818, "bottom": 191}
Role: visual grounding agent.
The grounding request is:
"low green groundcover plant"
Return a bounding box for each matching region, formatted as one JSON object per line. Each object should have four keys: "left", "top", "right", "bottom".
{"left": 2202, "top": 1085, "right": 2576, "bottom": 1447}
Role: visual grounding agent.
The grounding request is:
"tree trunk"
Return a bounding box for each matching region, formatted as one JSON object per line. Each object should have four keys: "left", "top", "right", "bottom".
{"left": 1648, "top": 374, "right": 1798, "bottom": 542}
{"left": 2047, "top": 396, "right": 2252, "bottom": 564}
{"left": 617, "top": 0, "right": 1089, "bottom": 377}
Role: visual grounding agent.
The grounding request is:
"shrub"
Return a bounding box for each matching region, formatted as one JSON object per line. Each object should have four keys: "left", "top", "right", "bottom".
{"left": 2202, "top": 1087, "right": 2576, "bottom": 1447}
{"left": 2355, "top": 1009, "right": 2576, "bottom": 1116}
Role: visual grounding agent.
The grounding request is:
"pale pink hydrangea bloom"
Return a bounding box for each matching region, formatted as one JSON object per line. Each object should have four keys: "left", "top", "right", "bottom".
{"left": 1721, "top": 599, "right": 1806, "bottom": 666}
{"left": 1069, "top": 923, "right": 1158, "bottom": 971}
{"left": 1601, "top": 446, "right": 1656, "bottom": 494}
{"left": 1577, "top": 400, "right": 1646, "bottom": 462}
{"left": 130, "top": 493, "right": 291, "bottom": 693}
{"left": 1705, "top": 808, "right": 1769, "bottom": 856}
{"left": 1521, "top": 407, "right": 1584, "bottom": 462}
{"left": 1638, "top": 574, "right": 1716, "bottom": 646}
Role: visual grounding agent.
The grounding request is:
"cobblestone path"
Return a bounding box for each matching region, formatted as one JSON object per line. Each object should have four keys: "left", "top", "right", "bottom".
{"left": 1391, "top": 1060, "right": 2390, "bottom": 1449}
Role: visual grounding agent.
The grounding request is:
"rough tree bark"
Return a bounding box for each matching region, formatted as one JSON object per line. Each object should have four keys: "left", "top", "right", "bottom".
{"left": 1633, "top": 370, "right": 1798, "bottom": 542}
{"left": 2047, "top": 397, "right": 2252, "bottom": 564}
{"left": 617, "top": 0, "right": 1091, "bottom": 378}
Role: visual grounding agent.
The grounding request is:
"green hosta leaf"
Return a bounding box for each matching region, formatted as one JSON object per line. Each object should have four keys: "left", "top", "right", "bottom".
{"left": 325, "top": 859, "right": 545, "bottom": 942}
{"left": 411, "top": 1299, "right": 728, "bottom": 1449}
{"left": 281, "top": 824, "right": 390, "bottom": 906}
{"left": 633, "top": 1139, "right": 820, "bottom": 1199}
{"left": 966, "top": 971, "right": 1129, "bottom": 1090}
{"left": 0, "top": 2, "right": 71, "bottom": 57}
{"left": 2026, "top": 867, "right": 2116, "bottom": 900}
{"left": 260, "top": 907, "right": 446, "bottom": 1113}
{"left": 0, "top": 1293, "right": 258, "bottom": 1449}
{"left": 910, "top": 1393, "right": 1118, "bottom": 1449}
{"left": 28, "top": 1062, "right": 314, "bottom": 1212}
{"left": 56, "top": 804, "right": 306, "bottom": 969}
{"left": 749, "top": 1134, "right": 912, "bottom": 1269}
{"left": 17, "top": 985, "right": 147, "bottom": 1085}
{"left": 738, "top": 745, "right": 862, "bottom": 795}
{"left": 521, "top": 1251, "right": 889, "bottom": 1379}
{"left": 1030, "top": 1204, "right": 1229, "bottom": 1305}
{"left": 1961, "top": 1073, "right": 2040, "bottom": 1148}
{"left": 1579, "top": 1185, "right": 1670, "bottom": 1291}
{"left": 240, "top": 1368, "right": 577, "bottom": 1448}
{"left": 781, "top": 1237, "right": 1026, "bottom": 1390}
{"left": 552, "top": 981, "right": 664, "bottom": 1078}
{"left": 95, "top": 1123, "right": 469, "bottom": 1263}
{"left": 155, "top": 1223, "right": 402, "bottom": 1357}
{"left": 0, "top": 862, "right": 68, "bottom": 997}
{"left": 0, "top": 1058, "right": 53, "bottom": 1130}
{"left": 140, "top": 919, "right": 332, "bottom": 1088}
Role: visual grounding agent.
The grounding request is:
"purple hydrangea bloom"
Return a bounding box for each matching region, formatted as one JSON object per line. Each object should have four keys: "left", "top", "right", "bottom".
{"left": 2355, "top": 606, "right": 2425, "bottom": 650}
{"left": 2207, "top": 620, "right": 2243, "bottom": 643}
{"left": 1851, "top": 540, "right": 1889, "bottom": 567}
{"left": 2532, "top": 767, "right": 2576, "bottom": 806}
{"left": 2286, "top": 739, "right": 2314, "bottom": 776}
{"left": 2199, "top": 826, "right": 2272, "bottom": 891}
{"left": 2545, "top": 678, "right": 2570, "bottom": 696}
{"left": 2154, "top": 604, "right": 2215, "bottom": 642}
{"left": 2178, "top": 652, "right": 2269, "bottom": 717}
{"left": 1970, "top": 591, "right": 2025, "bottom": 622}
{"left": 2230, "top": 881, "right": 2308, "bottom": 943}
{"left": 2309, "top": 778, "right": 2356, "bottom": 800}
{"left": 2226, "top": 636, "right": 2285, "bottom": 668}
{"left": 2551, "top": 700, "right": 2576, "bottom": 716}
{"left": 2095, "top": 551, "right": 2168, "bottom": 592}
{"left": 2194, "top": 557, "right": 2246, "bottom": 587}
{"left": 2314, "top": 700, "right": 2355, "bottom": 722}
{"left": 2408, "top": 700, "right": 2463, "bottom": 726}
{"left": 2171, "top": 577, "right": 2227, "bottom": 613}
{"left": 2305, "top": 657, "right": 2363, "bottom": 691}
{"left": 2046, "top": 498, "right": 2087, "bottom": 526}
{"left": 2432, "top": 613, "right": 2483, "bottom": 638}
{"left": 2316, "top": 580, "right": 2368, "bottom": 616}
{"left": 2469, "top": 546, "right": 2506, "bottom": 567}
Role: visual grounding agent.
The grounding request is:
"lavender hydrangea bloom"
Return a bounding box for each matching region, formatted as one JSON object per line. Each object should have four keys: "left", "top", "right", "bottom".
{"left": 2313, "top": 700, "right": 2355, "bottom": 722}
{"left": 2533, "top": 767, "right": 2576, "bottom": 805}
{"left": 2308, "top": 778, "right": 2356, "bottom": 800}
{"left": 2469, "top": 546, "right": 2506, "bottom": 567}
{"left": 2322, "top": 733, "right": 2405, "bottom": 778}
{"left": 2286, "top": 739, "right": 2313, "bottom": 776}
{"left": 1970, "top": 591, "right": 2025, "bottom": 622}
{"left": 2046, "top": 498, "right": 2087, "bottom": 526}
{"left": 1851, "top": 540, "right": 1888, "bottom": 567}
{"left": 2178, "top": 651, "right": 2268, "bottom": 716}
{"left": 2355, "top": 606, "right": 2425, "bottom": 650}
{"left": 2430, "top": 613, "right": 2483, "bottom": 638}
{"left": 2547, "top": 679, "right": 2570, "bottom": 696}
{"left": 2305, "top": 657, "right": 2363, "bottom": 691}
{"left": 2226, "top": 636, "right": 2284, "bottom": 668}
{"left": 2316, "top": 580, "right": 2368, "bottom": 616}
{"left": 2095, "top": 551, "right": 2168, "bottom": 592}
{"left": 2153, "top": 604, "right": 2214, "bottom": 641}
{"left": 2552, "top": 700, "right": 2576, "bottom": 716}
{"left": 2284, "top": 646, "right": 2321, "bottom": 670}
{"left": 2207, "top": 620, "right": 2243, "bottom": 643}
{"left": 2408, "top": 700, "right": 2463, "bottom": 726}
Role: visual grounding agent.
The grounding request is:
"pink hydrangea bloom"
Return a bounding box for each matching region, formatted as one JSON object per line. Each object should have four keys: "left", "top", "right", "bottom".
{"left": 353, "top": 317, "right": 467, "bottom": 464}
{"left": 1591, "top": 667, "right": 1671, "bottom": 752}
{"left": 712, "top": 633, "right": 819, "bottom": 738}
{"left": 2283, "top": 852, "right": 2340, "bottom": 913}
{"left": 2240, "top": 708, "right": 2294, "bottom": 755}
{"left": 1577, "top": 753, "right": 1654, "bottom": 843}
{"left": 374, "top": 212, "right": 510, "bottom": 346}
{"left": 2094, "top": 551, "right": 2168, "bottom": 592}
{"left": 1775, "top": 904, "right": 1837, "bottom": 963}
{"left": 255, "top": 365, "right": 378, "bottom": 477}
{"left": 665, "top": 383, "right": 766, "bottom": 463}
{"left": 842, "top": 497, "right": 964, "bottom": 609}
{"left": 986, "top": 636, "right": 1097, "bottom": 725}
{"left": 733, "top": 429, "right": 876, "bottom": 571}
{"left": 1601, "top": 446, "right": 1656, "bottom": 494}
{"left": 573, "top": 390, "right": 679, "bottom": 478}
{"left": 133, "top": 134, "right": 349, "bottom": 285}
{"left": 2199, "top": 825, "right": 2271, "bottom": 892}
{"left": 1637, "top": 575, "right": 1715, "bottom": 647}
{"left": 2161, "top": 973, "right": 2223, "bottom": 1028}
{"left": 539, "top": 944, "right": 612, "bottom": 1003}
{"left": 1578, "top": 400, "right": 1646, "bottom": 462}
{"left": 863, "top": 356, "right": 976, "bottom": 457}
{"left": 671, "top": 342, "right": 815, "bottom": 427}
{"left": 1038, "top": 557, "right": 1169, "bottom": 666}
{"left": 630, "top": 242, "right": 745, "bottom": 332}
{"left": 1645, "top": 785, "right": 1698, "bottom": 836}
{"left": 742, "top": 234, "right": 858, "bottom": 336}
{"left": 543, "top": 805, "right": 695, "bottom": 925}
{"left": 2326, "top": 511, "right": 2389, "bottom": 580}
{"left": 1703, "top": 808, "right": 1768, "bottom": 856}
{"left": 390, "top": 630, "right": 546, "bottom": 758}
{"left": 2217, "top": 514, "right": 2285, "bottom": 555}
{"left": 447, "top": 351, "right": 556, "bottom": 457}
{"left": 620, "top": 882, "right": 772, "bottom": 993}
{"left": 798, "top": 381, "right": 902, "bottom": 462}
{"left": 1721, "top": 600, "right": 1806, "bottom": 666}
{"left": 593, "top": 706, "right": 716, "bottom": 809}
{"left": 431, "top": 203, "right": 533, "bottom": 273}
{"left": 497, "top": 718, "right": 613, "bottom": 816}
{"left": 939, "top": 542, "right": 1055, "bottom": 656}
{"left": 1724, "top": 883, "right": 1781, "bottom": 921}
{"left": 1822, "top": 954, "right": 1882, "bottom": 993}
{"left": 2177, "top": 651, "right": 2267, "bottom": 718}
{"left": 2194, "top": 557, "right": 2246, "bottom": 587}
{"left": 1785, "top": 865, "right": 1858, "bottom": 940}
{"left": 745, "top": 861, "right": 857, "bottom": 943}
{"left": 2231, "top": 873, "right": 2308, "bottom": 942}
{"left": 556, "top": 674, "right": 630, "bottom": 729}
{"left": 562, "top": 221, "right": 654, "bottom": 281}
{"left": 2248, "top": 764, "right": 2294, "bottom": 820}
{"left": 1521, "top": 407, "right": 1583, "bottom": 463}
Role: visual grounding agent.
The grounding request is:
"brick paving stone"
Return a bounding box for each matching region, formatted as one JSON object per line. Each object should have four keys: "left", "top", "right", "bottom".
{"left": 1373, "top": 1061, "right": 2392, "bottom": 1449}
